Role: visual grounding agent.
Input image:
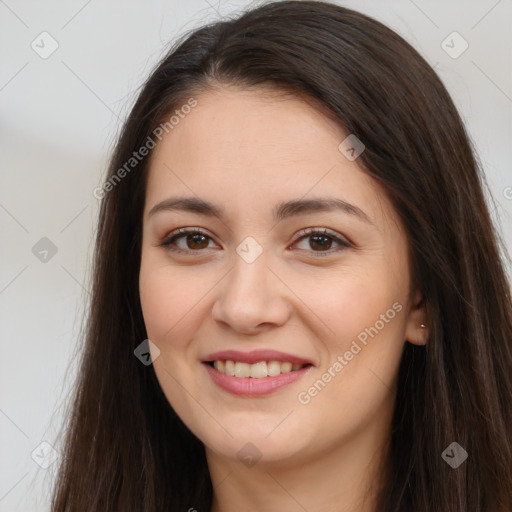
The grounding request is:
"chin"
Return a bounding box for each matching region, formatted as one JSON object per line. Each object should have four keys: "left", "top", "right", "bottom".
{"left": 200, "top": 425, "right": 311, "bottom": 466}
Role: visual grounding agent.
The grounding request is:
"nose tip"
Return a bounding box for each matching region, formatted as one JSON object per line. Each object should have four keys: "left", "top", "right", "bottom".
{"left": 212, "top": 293, "right": 291, "bottom": 334}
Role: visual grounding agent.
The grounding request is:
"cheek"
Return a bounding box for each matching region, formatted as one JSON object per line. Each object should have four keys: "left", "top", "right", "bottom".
{"left": 139, "top": 269, "right": 170, "bottom": 337}
{"left": 307, "top": 270, "right": 407, "bottom": 403}
{"left": 139, "top": 255, "right": 193, "bottom": 344}
{"left": 297, "top": 280, "right": 404, "bottom": 443}
{"left": 139, "top": 252, "right": 221, "bottom": 353}
{"left": 301, "top": 267, "right": 404, "bottom": 347}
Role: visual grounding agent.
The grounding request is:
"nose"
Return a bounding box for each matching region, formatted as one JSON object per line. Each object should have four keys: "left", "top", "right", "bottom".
{"left": 211, "top": 252, "right": 292, "bottom": 335}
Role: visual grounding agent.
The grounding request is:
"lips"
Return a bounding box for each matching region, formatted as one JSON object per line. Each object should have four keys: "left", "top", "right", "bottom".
{"left": 202, "top": 349, "right": 315, "bottom": 396}
{"left": 203, "top": 360, "right": 314, "bottom": 396}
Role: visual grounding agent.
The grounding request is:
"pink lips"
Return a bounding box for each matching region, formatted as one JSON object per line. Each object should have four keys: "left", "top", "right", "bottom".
{"left": 202, "top": 349, "right": 314, "bottom": 397}
{"left": 203, "top": 363, "right": 312, "bottom": 396}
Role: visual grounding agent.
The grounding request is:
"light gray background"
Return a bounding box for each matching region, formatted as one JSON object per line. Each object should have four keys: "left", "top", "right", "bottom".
{"left": 1, "top": 1, "right": 511, "bottom": 510}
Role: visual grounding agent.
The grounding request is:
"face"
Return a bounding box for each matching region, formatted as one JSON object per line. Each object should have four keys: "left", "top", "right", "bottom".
{"left": 139, "top": 86, "right": 427, "bottom": 467}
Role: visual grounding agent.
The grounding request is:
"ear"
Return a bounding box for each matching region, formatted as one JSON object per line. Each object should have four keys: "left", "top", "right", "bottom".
{"left": 404, "top": 285, "right": 429, "bottom": 346}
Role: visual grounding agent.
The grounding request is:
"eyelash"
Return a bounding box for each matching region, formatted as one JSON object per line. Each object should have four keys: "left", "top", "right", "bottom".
{"left": 159, "top": 227, "right": 351, "bottom": 257}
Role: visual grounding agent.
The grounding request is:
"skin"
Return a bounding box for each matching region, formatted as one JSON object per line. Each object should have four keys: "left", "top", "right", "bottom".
{"left": 139, "top": 86, "right": 429, "bottom": 512}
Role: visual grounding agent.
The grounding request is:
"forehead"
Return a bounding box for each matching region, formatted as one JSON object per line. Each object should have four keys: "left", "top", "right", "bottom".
{"left": 144, "top": 86, "right": 393, "bottom": 230}
{"left": 155, "top": 87, "right": 344, "bottom": 163}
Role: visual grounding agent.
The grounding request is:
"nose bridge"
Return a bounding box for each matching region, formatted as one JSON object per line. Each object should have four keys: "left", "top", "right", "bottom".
{"left": 212, "top": 239, "right": 290, "bottom": 331}
{"left": 232, "top": 241, "right": 270, "bottom": 291}
{"left": 228, "top": 241, "right": 274, "bottom": 307}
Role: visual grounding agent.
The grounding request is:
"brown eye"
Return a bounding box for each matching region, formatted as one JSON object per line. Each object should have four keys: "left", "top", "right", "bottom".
{"left": 182, "top": 233, "right": 209, "bottom": 250}
{"left": 160, "top": 228, "right": 216, "bottom": 254}
{"left": 160, "top": 227, "right": 350, "bottom": 257}
{"left": 308, "top": 233, "right": 334, "bottom": 251}
{"left": 293, "top": 228, "right": 350, "bottom": 256}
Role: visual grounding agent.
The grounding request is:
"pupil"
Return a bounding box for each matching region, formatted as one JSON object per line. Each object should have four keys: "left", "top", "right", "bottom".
{"left": 185, "top": 234, "right": 332, "bottom": 251}
{"left": 311, "top": 235, "right": 331, "bottom": 251}
{"left": 188, "top": 234, "right": 208, "bottom": 249}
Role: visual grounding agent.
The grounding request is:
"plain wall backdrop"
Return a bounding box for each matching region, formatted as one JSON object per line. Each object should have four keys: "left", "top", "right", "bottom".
{"left": 1, "top": 0, "right": 511, "bottom": 510}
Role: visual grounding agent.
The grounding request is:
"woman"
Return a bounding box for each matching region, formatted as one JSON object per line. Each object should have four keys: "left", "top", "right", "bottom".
{"left": 51, "top": 1, "right": 512, "bottom": 511}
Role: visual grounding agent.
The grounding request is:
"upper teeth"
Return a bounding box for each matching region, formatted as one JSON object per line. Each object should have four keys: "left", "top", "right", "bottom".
{"left": 213, "top": 360, "right": 305, "bottom": 378}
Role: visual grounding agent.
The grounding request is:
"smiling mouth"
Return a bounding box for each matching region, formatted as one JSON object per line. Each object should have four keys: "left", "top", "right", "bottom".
{"left": 205, "top": 360, "right": 312, "bottom": 378}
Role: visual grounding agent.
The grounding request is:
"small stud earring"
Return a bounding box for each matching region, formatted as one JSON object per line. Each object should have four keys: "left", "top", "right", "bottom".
{"left": 420, "top": 323, "right": 426, "bottom": 329}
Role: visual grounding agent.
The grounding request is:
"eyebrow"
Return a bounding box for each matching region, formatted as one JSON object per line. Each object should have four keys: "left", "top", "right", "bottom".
{"left": 148, "top": 196, "right": 373, "bottom": 225}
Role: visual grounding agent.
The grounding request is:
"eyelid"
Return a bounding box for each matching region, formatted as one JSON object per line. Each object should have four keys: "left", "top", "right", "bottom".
{"left": 160, "top": 227, "right": 217, "bottom": 250}
{"left": 159, "top": 226, "right": 351, "bottom": 256}
{"left": 293, "top": 227, "right": 350, "bottom": 246}
{"left": 290, "top": 227, "right": 351, "bottom": 255}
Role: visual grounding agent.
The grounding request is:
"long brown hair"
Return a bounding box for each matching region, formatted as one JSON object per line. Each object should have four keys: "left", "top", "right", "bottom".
{"left": 51, "top": 1, "right": 512, "bottom": 510}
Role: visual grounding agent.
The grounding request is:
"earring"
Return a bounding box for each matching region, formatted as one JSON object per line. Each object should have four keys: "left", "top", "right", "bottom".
{"left": 420, "top": 323, "right": 426, "bottom": 329}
